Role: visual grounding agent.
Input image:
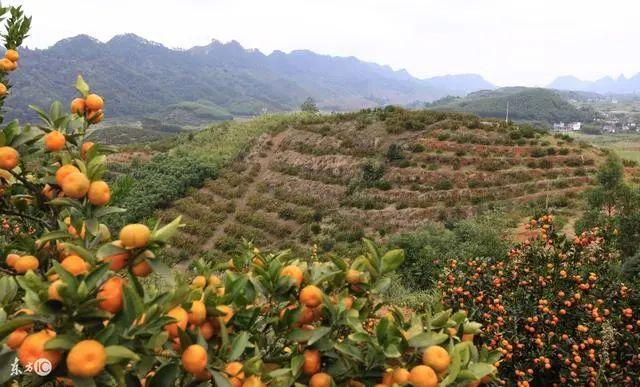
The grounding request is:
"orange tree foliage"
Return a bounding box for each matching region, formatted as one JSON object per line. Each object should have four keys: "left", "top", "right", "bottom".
{"left": 0, "top": 6, "right": 500, "bottom": 386}
{"left": 440, "top": 215, "right": 640, "bottom": 386}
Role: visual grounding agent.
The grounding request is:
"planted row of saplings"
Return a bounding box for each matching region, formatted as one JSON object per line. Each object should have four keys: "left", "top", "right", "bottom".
{"left": 420, "top": 139, "right": 578, "bottom": 158}
{"left": 413, "top": 153, "right": 594, "bottom": 170}
{"left": 387, "top": 166, "right": 596, "bottom": 188}
{"left": 357, "top": 176, "right": 591, "bottom": 209}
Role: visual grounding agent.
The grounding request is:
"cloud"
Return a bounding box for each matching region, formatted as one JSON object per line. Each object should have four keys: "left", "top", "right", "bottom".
{"left": 8, "top": 0, "right": 640, "bottom": 86}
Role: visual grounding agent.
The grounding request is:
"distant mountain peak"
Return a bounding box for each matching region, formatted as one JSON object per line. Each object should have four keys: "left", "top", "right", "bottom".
{"left": 51, "top": 34, "right": 101, "bottom": 48}
{"left": 107, "top": 33, "right": 165, "bottom": 47}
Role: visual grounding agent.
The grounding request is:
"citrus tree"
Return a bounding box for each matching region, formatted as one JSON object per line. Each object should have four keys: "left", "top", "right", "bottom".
{"left": 440, "top": 215, "right": 640, "bottom": 386}
{"left": 0, "top": 6, "right": 500, "bottom": 387}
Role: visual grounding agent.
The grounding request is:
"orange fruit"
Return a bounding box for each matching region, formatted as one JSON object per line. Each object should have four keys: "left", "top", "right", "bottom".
{"left": 280, "top": 265, "right": 304, "bottom": 287}
{"left": 224, "top": 361, "right": 245, "bottom": 387}
{"left": 66, "top": 340, "right": 107, "bottom": 378}
{"left": 6, "top": 329, "right": 28, "bottom": 349}
{"left": 0, "top": 146, "right": 19, "bottom": 170}
{"left": 13, "top": 255, "right": 39, "bottom": 273}
{"left": 309, "top": 372, "right": 332, "bottom": 387}
{"left": 55, "top": 164, "right": 80, "bottom": 186}
{"left": 70, "top": 98, "right": 86, "bottom": 115}
{"left": 216, "top": 305, "right": 234, "bottom": 324}
{"left": 165, "top": 306, "right": 188, "bottom": 338}
{"left": 48, "top": 279, "right": 64, "bottom": 301}
{"left": 87, "top": 109, "right": 104, "bottom": 124}
{"left": 85, "top": 94, "right": 104, "bottom": 111}
{"left": 409, "top": 365, "right": 438, "bottom": 387}
{"left": 131, "top": 250, "right": 154, "bottom": 277}
{"left": 392, "top": 368, "right": 410, "bottom": 384}
{"left": 0, "top": 83, "right": 7, "bottom": 96}
{"left": 242, "top": 375, "right": 266, "bottom": 387}
{"left": 88, "top": 180, "right": 110, "bottom": 206}
{"left": 5, "top": 49, "right": 19, "bottom": 62}
{"left": 346, "top": 269, "right": 362, "bottom": 284}
{"left": 101, "top": 240, "right": 130, "bottom": 271}
{"left": 0, "top": 58, "right": 13, "bottom": 71}
{"left": 120, "top": 224, "right": 151, "bottom": 248}
{"left": 44, "top": 131, "right": 66, "bottom": 152}
{"left": 60, "top": 255, "right": 88, "bottom": 276}
{"left": 199, "top": 320, "right": 215, "bottom": 340}
{"left": 422, "top": 345, "right": 451, "bottom": 373}
{"left": 97, "top": 276, "right": 124, "bottom": 313}
{"left": 17, "top": 330, "right": 61, "bottom": 369}
{"left": 81, "top": 141, "right": 95, "bottom": 159}
{"left": 6, "top": 253, "right": 19, "bottom": 267}
{"left": 208, "top": 274, "right": 222, "bottom": 288}
{"left": 181, "top": 344, "right": 207, "bottom": 374}
{"left": 300, "top": 285, "right": 323, "bottom": 308}
{"left": 303, "top": 349, "right": 321, "bottom": 375}
{"left": 188, "top": 300, "right": 207, "bottom": 325}
{"left": 191, "top": 275, "right": 206, "bottom": 289}
{"left": 61, "top": 172, "right": 90, "bottom": 199}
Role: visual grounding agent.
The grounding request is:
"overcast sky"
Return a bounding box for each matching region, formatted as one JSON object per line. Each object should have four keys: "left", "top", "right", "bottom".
{"left": 9, "top": 0, "right": 640, "bottom": 86}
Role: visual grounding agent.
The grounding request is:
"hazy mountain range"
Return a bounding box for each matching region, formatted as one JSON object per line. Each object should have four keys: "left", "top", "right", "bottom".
{"left": 548, "top": 74, "right": 640, "bottom": 94}
{"left": 4, "top": 34, "right": 496, "bottom": 122}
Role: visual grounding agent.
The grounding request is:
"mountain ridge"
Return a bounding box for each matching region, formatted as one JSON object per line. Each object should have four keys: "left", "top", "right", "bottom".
{"left": 548, "top": 73, "right": 640, "bottom": 94}
{"left": 7, "top": 33, "right": 494, "bottom": 122}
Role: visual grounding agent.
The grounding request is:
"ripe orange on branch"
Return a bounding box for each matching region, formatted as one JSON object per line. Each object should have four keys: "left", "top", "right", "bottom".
{"left": 17, "top": 330, "right": 61, "bottom": 369}
{"left": 300, "top": 285, "right": 323, "bottom": 308}
{"left": 85, "top": 94, "right": 104, "bottom": 111}
{"left": 181, "top": 344, "right": 208, "bottom": 374}
{"left": 120, "top": 223, "right": 151, "bottom": 248}
{"left": 88, "top": 180, "right": 111, "bottom": 206}
{"left": 66, "top": 340, "right": 107, "bottom": 378}
{"left": 44, "top": 131, "right": 66, "bottom": 152}
{"left": 0, "top": 146, "right": 19, "bottom": 170}
{"left": 61, "top": 172, "right": 90, "bottom": 198}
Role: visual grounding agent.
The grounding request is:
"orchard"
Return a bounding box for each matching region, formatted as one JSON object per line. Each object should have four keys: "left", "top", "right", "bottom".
{"left": 0, "top": 5, "right": 499, "bottom": 387}
{"left": 440, "top": 216, "right": 640, "bottom": 386}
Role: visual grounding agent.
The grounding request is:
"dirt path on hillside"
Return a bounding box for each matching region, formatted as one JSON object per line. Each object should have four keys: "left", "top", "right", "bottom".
{"left": 201, "top": 130, "right": 289, "bottom": 250}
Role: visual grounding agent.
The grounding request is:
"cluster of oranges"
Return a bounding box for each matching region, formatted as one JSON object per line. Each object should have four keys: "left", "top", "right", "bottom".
{"left": 440, "top": 215, "right": 640, "bottom": 385}
{"left": 0, "top": 48, "right": 19, "bottom": 96}
{"left": 70, "top": 92, "right": 104, "bottom": 124}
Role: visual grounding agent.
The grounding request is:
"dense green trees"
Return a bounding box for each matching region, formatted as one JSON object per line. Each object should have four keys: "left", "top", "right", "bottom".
{"left": 577, "top": 153, "right": 640, "bottom": 260}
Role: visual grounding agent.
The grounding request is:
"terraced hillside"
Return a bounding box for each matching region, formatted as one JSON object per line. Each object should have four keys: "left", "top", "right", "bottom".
{"left": 154, "top": 108, "right": 604, "bottom": 265}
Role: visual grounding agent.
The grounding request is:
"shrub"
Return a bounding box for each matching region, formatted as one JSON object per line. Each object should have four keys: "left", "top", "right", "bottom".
{"left": 441, "top": 216, "right": 640, "bottom": 385}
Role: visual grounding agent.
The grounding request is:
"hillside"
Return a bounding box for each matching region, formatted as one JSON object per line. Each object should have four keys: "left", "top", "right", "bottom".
{"left": 426, "top": 87, "right": 595, "bottom": 125}
{"left": 139, "top": 108, "right": 604, "bottom": 265}
{"left": 5, "top": 34, "right": 493, "bottom": 122}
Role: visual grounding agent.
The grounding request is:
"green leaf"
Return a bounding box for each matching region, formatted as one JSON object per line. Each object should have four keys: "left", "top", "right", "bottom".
{"left": 0, "top": 316, "right": 36, "bottom": 340}
{"left": 151, "top": 216, "right": 183, "bottom": 243}
{"left": 70, "top": 377, "right": 96, "bottom": 387}
{"left": 75, "top": 75, "right": 90, "bottom": 97}
{"left": 467, "top": 363, "right": 495, "bottom": 379}
{"left": 93, "top": 206, "right": 126, "bottom": 218}
{"left": 148, "top": 363, "right": 180, "bottom": 387}
{"left": 147, "top": 259, "right": 175, "bottom": 287}
{"left": 44, "top": 334, "right": 76, "bottom": 350}
{"left": 36, "top": 230, "right": 71, "bottom": 245}
{"left": 228, "top": 331, "right": 250, "bottom": 360}
{"left": 380, "top": 249, "right": 404, "bottom": 274}
{"left": 212, "top": 371, "right": 232, "bottom": 387}
{"left": 408, "top": 332, "right": 449, "bottom": 348}
{"left": 96, "top": 242, "right": 128, "bottom": 259}
{"left": 105, "top": 345, "right": 140, "bottom": 364}
{"left": 308, "top": 326, "right": 331, "bottom": 345}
